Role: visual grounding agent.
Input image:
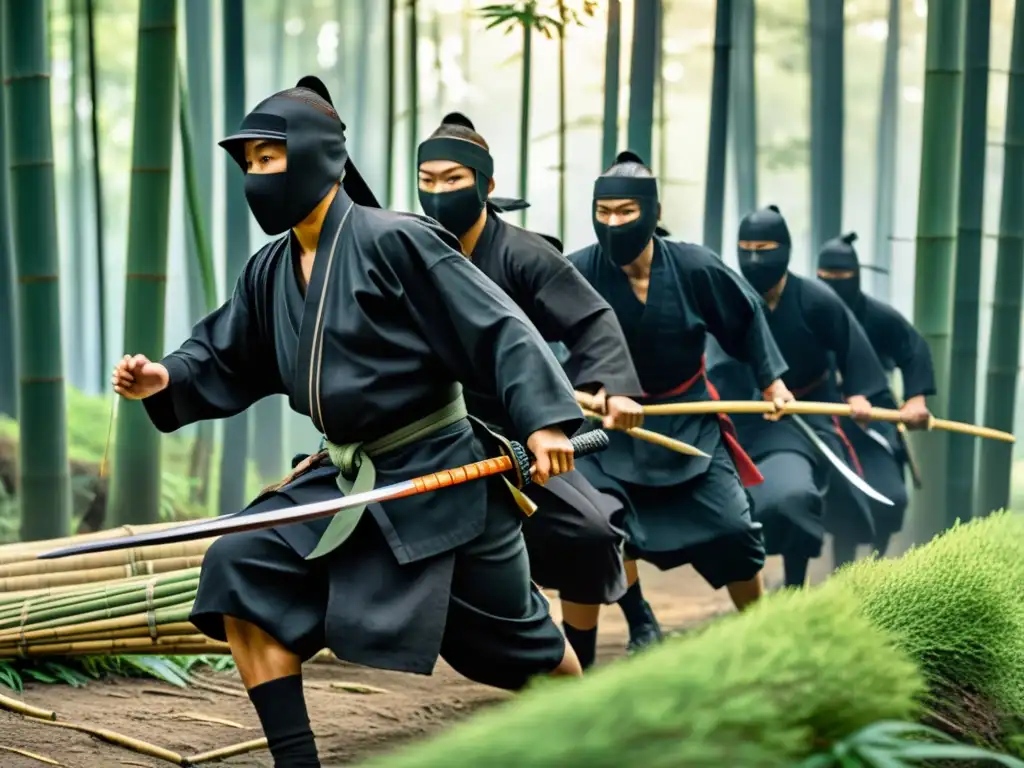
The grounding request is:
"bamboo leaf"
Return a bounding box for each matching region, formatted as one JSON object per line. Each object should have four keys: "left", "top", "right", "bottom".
{"left": 177, "top": 61, "right": 218, "bottom": 312}
{"left": 895, "top": 743, "right": 1024, "bottom": 765}
{"left": 24, "top": 669, "right": 58, "bottom": 684}
{"left": 854, "top": 746, "right": 908, "bottom": 768}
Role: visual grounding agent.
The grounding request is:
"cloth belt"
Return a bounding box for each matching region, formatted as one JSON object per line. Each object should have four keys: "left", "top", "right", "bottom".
{"left": 306, "top": 387, "right": 537, "bottom": 560}
{"left": 305, "top": 391, "right": 470, "bottom": 559}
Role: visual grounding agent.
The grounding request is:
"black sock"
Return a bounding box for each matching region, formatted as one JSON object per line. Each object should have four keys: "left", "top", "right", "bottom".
{"left": 248, "top": 674, "right": 320, "bottom": 767}
{"left": 783, "top": 555, "right": 810, "bottom": 588}
{"left": 617, "top": 581, "right": 653, "bottom": 629}
{"left": 563, "top": 623, "right": 598, "bottom": 670}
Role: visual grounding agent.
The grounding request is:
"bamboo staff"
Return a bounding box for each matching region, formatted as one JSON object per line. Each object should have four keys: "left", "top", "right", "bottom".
{"left": 579, "top": 408, "right": 709, "bottom": 457}
{"left": 575, "top": 392, "right": 710, "bottom": 457}
{"left": 578, "top": 394, "right": 1015, "bottom": 443}
{"left": 0, "top": 621, "right": 200, "bottom": 649}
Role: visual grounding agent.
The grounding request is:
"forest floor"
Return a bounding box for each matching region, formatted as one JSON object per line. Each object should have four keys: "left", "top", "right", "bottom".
{"left": 0, "top": 556, "right": 835, "bottom": 767}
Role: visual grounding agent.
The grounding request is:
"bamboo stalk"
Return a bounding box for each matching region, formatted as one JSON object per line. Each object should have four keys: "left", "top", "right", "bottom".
{"left": 0, "top": 555, "right": 205, "bottom": 592}
{"left": 0, "top": 635, "right": 228, "bottom": 658}
{"left": 0, "top": 617, "right": 197, "bottom": 647}
{"left": 34, "top": 719, "right": 184, "bottom": 764}
{"left": 0, "top": 523, "right": 178, "bottom": 562}
{"left": 0, "top": 587, "right": 197, "bottom": 633}
{"left": 0, "top": 622, "right": 198, "bottom": 649}
{"left": 0, "top": 691, "right": 56, "bottom": 720}
{"left": 0, "top": 567, "right": 201, "bottom": 604}
{"left": 186, "top": 738, "right": 268, "bottom": 764}
{"left": 0, "top": 541, "right": 211, "bottom": 578}
{"left": 0, "top": 570, "right": 199, "bottom": 616}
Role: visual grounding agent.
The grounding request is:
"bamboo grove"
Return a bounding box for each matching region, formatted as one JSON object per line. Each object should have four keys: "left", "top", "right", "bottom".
{"left": 0, "top": 0, "right": 1023, "bottom": 549}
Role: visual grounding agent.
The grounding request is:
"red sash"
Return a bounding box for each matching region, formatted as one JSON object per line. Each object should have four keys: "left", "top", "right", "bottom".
{"left": 643, "top": 356, "right": 764, "bottom": 487}
{"left": 792, "top": 373, "right": 864, "bottom": 477}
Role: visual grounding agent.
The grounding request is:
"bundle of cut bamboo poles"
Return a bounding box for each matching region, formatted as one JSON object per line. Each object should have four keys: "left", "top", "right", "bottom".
{"left": 0, "top": 526, "right": 227, "bottom": 658}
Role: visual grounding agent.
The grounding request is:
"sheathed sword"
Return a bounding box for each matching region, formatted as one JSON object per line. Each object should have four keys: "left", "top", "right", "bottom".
{"left": 789, "top": 414, "right": 895, "bottom": 507}
{"left": 37, "top": 430, "right": 610, "bottom": 560}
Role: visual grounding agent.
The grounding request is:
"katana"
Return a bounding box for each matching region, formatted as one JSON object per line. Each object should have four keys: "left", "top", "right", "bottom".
{"left": 790, "top": 414, "right": 895, "bottom": 507}
{"left": 37, "top": 430, "right": 610, "bottom": 560}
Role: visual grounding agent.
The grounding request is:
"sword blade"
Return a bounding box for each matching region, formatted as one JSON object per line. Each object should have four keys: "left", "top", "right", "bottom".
{"left": 37, "top": 429, "right": 612, "bottom": 560}
{"left": 790, "top": 414, "right": 894, "bottom": 507}
{"left": 863, "top": 426, "right": 896, "bottom": 456}
{"left": 37, "top": 477, "right": 422, "bottom": 560}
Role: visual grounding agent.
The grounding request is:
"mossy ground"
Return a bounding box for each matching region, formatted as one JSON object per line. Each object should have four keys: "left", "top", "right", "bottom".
{"left": 371, "top": 513, "right": 1024, "bottom": 767}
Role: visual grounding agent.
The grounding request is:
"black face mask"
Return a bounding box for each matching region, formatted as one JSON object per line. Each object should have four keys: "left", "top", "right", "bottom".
{"left": 737, "top": 205, "right": 793, "bottom": 294}
{"left": 817, "top": 231, "right": 863, "bottom": 312}
{"left": 738, "top": 245, "right": 791, "bottom": 294}
{"left": 593, "top": 208, "right": 659, "bottom": 267}
{"left": 418, "top": 186, "right": 485, "bottom": 238}
{"left": 220, "top": 79, "right": 376, "bottom": 236}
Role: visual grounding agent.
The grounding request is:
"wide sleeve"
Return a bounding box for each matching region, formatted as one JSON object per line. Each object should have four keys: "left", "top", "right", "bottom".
{"left": 527, "top": 261, "right": 642, "bottom": 397}
{"left": 694, "top": 255, "right": 788, "bottom": 390}
{"left": 142, "top": 251, "right": 285, "bottom": 433}
{"left": 389, "top": 219, "right": 584, "bottom": 440}
{"left": 804, "top": 284, "right": 890, "bottom": 400}
{"left": 871, "top": 302, "right": 937, "bottom": 399}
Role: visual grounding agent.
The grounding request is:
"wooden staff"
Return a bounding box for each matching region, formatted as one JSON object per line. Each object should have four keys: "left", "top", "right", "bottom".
{"left": 575, "top": 391, "right": 709, "bottom": 458}
{"left": 600, "top": 397, "right": 1015, "bottom": 444}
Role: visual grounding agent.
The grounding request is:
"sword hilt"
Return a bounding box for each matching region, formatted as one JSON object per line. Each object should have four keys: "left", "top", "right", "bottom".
{"left": 408, "top": 430, "right": 610, "bottom": 495}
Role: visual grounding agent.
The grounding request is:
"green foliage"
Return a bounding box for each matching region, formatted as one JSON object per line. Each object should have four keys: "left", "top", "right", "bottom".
{"left": 478, "top": 1, "right": 594, "bottom": 39}
{"left": 0, "top": 654, "right": 235, "bottom": 692}
{"left": 832, "top": 511, "right": 1024, "bottom": 727}
{"left": 370, "top": 587, "right": 923, "bottom": 768}
{"left": 801, "top": 720, "right": 1024, "bottom": 767}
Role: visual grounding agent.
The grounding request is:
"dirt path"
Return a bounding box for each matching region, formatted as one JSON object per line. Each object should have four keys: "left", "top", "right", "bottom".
{"left": 0, "top": 556, "right": 833, "bottom": 767}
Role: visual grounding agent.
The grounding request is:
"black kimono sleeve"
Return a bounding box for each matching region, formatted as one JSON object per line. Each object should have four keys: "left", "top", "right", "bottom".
{"left": 695, "top": 256, "right": 788, "bottom": 390}
{"left": 387, "top": 218, "right": 584, "bottom": 441}
{"left": 804, "top": 282, "right": 890, "bottom": 400}
{"left": 143, "top": 250, "right": 285, "bottom": 433}
{"left": 871, "top": 302, "right": 937, "bottom": 399}
{"left": 526, "top": 261, "right": 642, "bottom": 397}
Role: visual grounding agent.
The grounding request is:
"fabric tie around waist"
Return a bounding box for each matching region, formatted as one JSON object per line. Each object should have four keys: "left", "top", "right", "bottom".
{"left": 307, "top": 387, "right": 537, "bottom": 560}
{"left": 645, "top": 356, "right": 764, "bottom": 488}
{"left": 306, "top": 391, "right": 469, "bottom": 560}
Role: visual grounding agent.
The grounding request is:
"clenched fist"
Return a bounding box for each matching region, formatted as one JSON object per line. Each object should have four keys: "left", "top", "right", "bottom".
{"left": 112, "top": 354, "right": 169, "bottom": 400}
{"left": 526, "top": 427, "right": 575, "bottom": 486}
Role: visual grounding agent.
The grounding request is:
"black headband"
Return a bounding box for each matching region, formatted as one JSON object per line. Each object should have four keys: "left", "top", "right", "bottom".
{"left": 593, "top": 176, "right": 658, "bottom": 201}
{"left": 417, "top": 137, "right": 494, "bottom": 179}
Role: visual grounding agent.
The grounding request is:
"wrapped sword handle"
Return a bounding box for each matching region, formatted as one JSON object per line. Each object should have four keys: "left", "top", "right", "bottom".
{"left": 408, "top": 429, "right": 610, "bottom": 494}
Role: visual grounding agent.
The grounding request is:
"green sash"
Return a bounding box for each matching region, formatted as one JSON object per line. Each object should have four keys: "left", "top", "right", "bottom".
{"left": 305, "top": 391, "right": 469, "bottom": 560}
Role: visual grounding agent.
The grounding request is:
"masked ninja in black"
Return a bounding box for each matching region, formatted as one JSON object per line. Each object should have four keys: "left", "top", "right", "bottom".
{"left": 412, "top": 112, "right": 643, "bottom": 669}
{"left": 705, "top": 206, "right": 892, "bottom": 589}
{"left": 567, "top": 153, "right": 793, "bottom": 650}
{"left": 816, "top": 232, "right": 935, "bottom": 564}
{"left": 110, "top": 78, "right": 586, "bottom": 767}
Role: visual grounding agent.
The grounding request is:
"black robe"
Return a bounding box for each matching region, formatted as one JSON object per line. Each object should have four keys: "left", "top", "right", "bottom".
{"left": 456, "top": 212, "right": 640, "bottom": 603}
{"left": 707, "top": 273, "right": 892, "bottom": 549}
{"left": 831, "top": 291, "right": 937, "bottom": 543}
{"left": 144, "top": 189, "right": 582, "bottom": 679}
{"left": 567, "top": 238, "right": 786, "bottom": 567}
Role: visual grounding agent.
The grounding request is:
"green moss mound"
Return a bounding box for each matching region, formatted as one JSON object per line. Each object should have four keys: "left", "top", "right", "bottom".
{"left": 370, "top": 587, "right": 923, "bottom": 768}
{"left": 832, "top": 511, "right": 1024, "bottom": 748}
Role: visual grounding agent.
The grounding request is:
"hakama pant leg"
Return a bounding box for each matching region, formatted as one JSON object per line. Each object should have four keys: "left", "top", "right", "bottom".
{"left": 578, "top": 442, "right": 766, "bottom": 589}
{"left": 746, "top": 451, "right": 825, "bottom": 560}
{"left": 520, "top": 470, "right": 628, "bottom": 605}
{"left": 439, "top": 480, "right": 568, "bottom": 691}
